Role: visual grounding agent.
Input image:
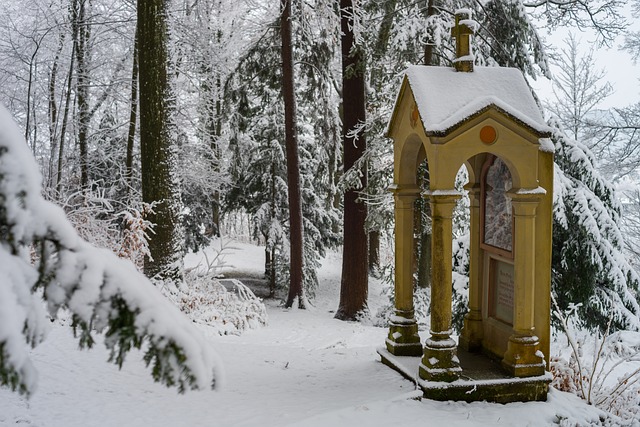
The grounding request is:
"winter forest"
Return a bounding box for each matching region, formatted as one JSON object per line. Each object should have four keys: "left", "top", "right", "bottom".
{"left": 2, "top": 0, "right": 640, "bottom": 425}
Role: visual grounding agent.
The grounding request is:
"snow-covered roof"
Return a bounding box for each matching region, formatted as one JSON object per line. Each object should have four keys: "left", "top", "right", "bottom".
{"left": 404, "top": 65, "right": 551, "bottom": 136}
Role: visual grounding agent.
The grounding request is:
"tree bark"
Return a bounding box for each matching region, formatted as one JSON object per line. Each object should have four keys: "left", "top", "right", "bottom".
{"left": 73, "top": 0, "right": 90, "bottom": 189}
{"left": 138, "top": 0, "right": 183, "bottom": 283}
{"left": 125, "top": 23, "right": 139, "bottom": 191}
{"left": 336, "top": 0, "right": 368, "bottom": 320}
{"left": 56, "top": 41, "right": 76, "bottom": 196}
{"left": 48, "top": 31, "right": 64, "bottom": 188}
{"left": 280, "top": 0, "right": 305, "bottom": 309}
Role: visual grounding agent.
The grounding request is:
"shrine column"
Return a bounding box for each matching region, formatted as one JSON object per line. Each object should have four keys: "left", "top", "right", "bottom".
{"left": 419, "top": 192, "right": 461, "bottom": 382}
{"left": 386, "top": 184, "right": 423, "bottom": 356}
{"left": 460, "top": 184, "right": 483, "bottom": 351}
{"left": 502, "top": 191, "right": 546, "bottom": 377}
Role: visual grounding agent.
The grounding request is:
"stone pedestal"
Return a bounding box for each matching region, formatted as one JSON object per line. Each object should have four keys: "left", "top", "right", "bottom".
{"left": 386, "top": 309, "right": 422, "bottom": 356}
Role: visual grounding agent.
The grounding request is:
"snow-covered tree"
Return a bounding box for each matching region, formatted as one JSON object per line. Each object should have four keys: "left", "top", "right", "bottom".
{"left": 0, "top": 105, "right": 220, "bottom": 395}
{"left": 551, "top": 118, "right": 640, "bottom": 331}
{"left": 546, "top": 33, "right": 613, "bottom": 142}
{"left": 224, "top": 2, "right": 341, "bottom": 300}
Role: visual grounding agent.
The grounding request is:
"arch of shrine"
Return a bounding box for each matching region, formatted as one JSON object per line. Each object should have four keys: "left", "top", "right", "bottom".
{"left": 378, "top": 11, "right": 554, "bottom": 403}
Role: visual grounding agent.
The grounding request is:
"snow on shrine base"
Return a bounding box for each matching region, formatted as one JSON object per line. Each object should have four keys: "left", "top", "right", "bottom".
{"left": 377, "top": 347, "right": 551, "bottom": 404}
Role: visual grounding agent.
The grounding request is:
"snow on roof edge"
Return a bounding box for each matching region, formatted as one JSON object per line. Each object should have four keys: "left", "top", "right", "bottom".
{"left": 403, "top": 64, "right": 551, "bottom": 140}
{"left": 422, "top": 96, "right": 552, "bottom": 136}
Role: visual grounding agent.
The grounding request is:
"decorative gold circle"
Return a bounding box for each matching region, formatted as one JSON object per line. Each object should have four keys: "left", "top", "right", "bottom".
{"left": 480, "top": 125, "right": 497, "bottom": 144}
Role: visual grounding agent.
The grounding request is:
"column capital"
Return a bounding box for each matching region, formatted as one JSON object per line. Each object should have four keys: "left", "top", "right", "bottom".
{"left": 424, "top": 190, "right": 461, "bottom": 219}
{"left": 389, "top": 184, "right": 420, "bottom": 205}
{"left": 388, "top": 183, "right": 420, "bottom": 196}
{"left": 423, "top": 189, "right": 463, "bottom": 201}
{"left": 422, "top": 188, "right": 462, "bottom": 201}
{"left": 508, "top": 187, "right": 545, "bottom": 216}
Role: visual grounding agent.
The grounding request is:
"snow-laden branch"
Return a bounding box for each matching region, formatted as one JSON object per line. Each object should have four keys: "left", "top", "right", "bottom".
{"left": 0, "top": 104, "right": 222, "bottom": 396}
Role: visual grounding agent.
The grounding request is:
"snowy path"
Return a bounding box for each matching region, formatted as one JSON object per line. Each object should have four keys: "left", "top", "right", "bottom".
{"left": 0, "top": 243, "right": 610, "bottom": 426}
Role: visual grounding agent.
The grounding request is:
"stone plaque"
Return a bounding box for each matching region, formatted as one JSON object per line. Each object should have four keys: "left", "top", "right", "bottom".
{"left": 492, "top": 259, "right": 514, "bottom": 325}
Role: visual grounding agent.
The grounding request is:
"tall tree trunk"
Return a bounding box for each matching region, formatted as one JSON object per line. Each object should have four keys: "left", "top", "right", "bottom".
{"left": 48, "top": 32, "right": 65, "bottom": 188}
{"left": 56, "top": 43, "right": 76, "bottom": 196}
{"left": 280, "top": 0, "right": 305, "bottom": 309}
{"left": 125, "top": 23, "right": 139, "bottom": 191}
{"left": 73, "top": 0, "right": 90, "bottom": 189}
{"left": 336, "top": 0, "right": 368, "bottom": 320}
{"left": 211, "top": 72, "right": 222, "bottom": 237}
{"left": 138, "top": 0, "right": 183, "bottom": 283}
{"left": 211, "top": 27, "right": 223, "bottom": 237}
{"left": 25, "top": 49, "right": 37, "bottom": 154}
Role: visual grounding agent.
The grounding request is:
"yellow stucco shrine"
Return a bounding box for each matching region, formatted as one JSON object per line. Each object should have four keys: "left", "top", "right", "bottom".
{"left": 377, "top": 12, "right": 554, "bottom": 403}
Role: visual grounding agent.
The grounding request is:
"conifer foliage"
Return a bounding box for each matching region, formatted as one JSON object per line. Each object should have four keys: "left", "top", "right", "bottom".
{"left": 551, "top": 118, "right": 640, "bottom": 331}
{"left": 0, "top": 106, "right": 220, "bottom": 395}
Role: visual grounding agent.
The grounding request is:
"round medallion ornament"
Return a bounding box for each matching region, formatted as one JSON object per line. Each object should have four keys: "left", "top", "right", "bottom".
{"left": 480, "top": 125, "right": 497, "bottom": 144}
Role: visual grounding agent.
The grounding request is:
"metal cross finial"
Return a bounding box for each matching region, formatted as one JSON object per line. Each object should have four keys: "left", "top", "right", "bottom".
{"left": 451, "top": 9, "right": 475, "bottom": 72}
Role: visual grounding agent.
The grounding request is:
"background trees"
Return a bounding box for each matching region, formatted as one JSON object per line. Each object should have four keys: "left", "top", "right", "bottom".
{"left": 0, "top": 0, "right": 639, "bottom": 331}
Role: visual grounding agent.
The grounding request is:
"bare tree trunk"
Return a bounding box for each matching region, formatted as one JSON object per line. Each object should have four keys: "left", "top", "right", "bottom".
{"left": 211, "top": 72, "right": 222, "bottom": 237}
{"left": 280, "top": 0, "right": 305, "bottom": 309}
{"left": 336, "top": 0, "right": 368, "bottom": 320}
{"left": 73, "top": 0, "right": 90, "bottom": 189}
{"left": 56, "top": 43, "right": 76, "bottom": 196}
{"left": 125, "top": 23, "right": 139, "bottom": 190}
{"left": 138, "top": 0, "right": 184, "bottom": 283}
{"left": 25, "top": 51, "right": 36, "bottom": 153}
{"left": 48, "top": 32, "right": 65, "bottom": 187}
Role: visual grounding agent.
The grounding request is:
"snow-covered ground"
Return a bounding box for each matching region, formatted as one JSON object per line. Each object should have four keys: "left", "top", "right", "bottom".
{"left": 0, "top": 241, "right": 616, "bottom": 426}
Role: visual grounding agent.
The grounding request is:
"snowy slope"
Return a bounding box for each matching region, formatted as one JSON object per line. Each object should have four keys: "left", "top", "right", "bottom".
{"left": 0, "top": 242, "right": 611, "bottom": 427}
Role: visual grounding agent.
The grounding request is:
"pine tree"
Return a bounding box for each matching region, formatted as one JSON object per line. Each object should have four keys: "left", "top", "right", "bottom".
{"left": 225, "top": 3, "right": 341, "bottom": 301}
{"left": 551, "top": 118, "right": 640, "bottom": 331}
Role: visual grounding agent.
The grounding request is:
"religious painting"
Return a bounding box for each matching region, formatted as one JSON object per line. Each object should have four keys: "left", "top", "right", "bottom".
{"left": 481, "top": 156, "right": 513, "bottom": 254}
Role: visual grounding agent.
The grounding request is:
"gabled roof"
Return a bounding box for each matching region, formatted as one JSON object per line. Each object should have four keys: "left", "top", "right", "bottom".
{"left": 395, "top": 65, "right": 551, "bottom": 137}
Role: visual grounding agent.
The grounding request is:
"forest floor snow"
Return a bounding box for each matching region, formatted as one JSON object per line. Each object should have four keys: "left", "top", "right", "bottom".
{"left": 0, "top": 240, "right": 612, "bottom": 426}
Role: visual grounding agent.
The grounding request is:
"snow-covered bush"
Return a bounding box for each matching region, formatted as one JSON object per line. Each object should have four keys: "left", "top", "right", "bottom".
{"left": 163, "top": 274, "right": 268, "bottom": 335}
{"left": 551, "top": 294, "right": 640, "bottom": 423}
{"left": 116, "top": 202, "right": 155, "bottom": 271}
{"left": 0, "top": 105, "right": 221, "bottom": 395}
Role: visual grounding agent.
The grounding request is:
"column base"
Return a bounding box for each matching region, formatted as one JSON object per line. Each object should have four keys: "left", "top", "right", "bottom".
{"left": 385, "top": 311, "right": 422, "bottom": 356}
{"left": 459, "top": 311, "right": 483, "bottom": 352}
{"left": 419, "top": 337, "right": 461, "bottom": 382}
{"left": 502, "top": 334, "right": 545, "bottom": 377}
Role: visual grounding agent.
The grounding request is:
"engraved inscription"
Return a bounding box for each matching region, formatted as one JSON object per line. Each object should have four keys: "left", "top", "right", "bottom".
{"left": 493, "top": 260, "right": 514, "bottom": 325}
